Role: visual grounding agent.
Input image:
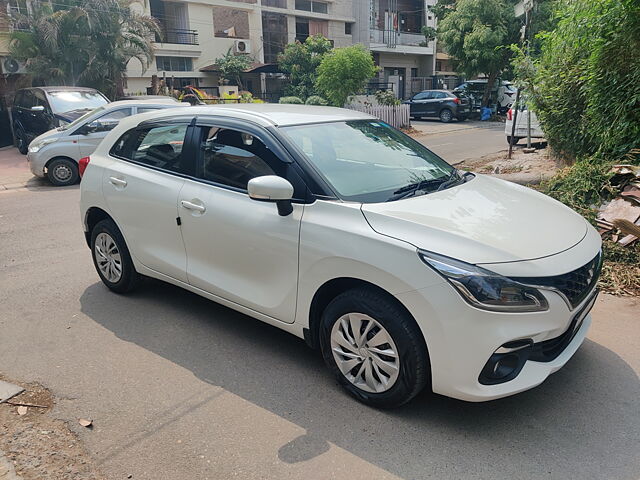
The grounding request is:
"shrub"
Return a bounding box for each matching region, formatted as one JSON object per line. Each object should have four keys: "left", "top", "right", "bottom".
{"left": 532, "top": 0, "right": 640, "bottom": 160}
{"left": 305, "top": 95, "right": 328, "bottom": 106}
{"left": 374, "top": 90, "right": 400, "bottom": 106}
{"left": 315, "top": 45, "right": 378, "bottom": 107}
{"left": 279, "top": 96, "right": 304, "bottom": 104}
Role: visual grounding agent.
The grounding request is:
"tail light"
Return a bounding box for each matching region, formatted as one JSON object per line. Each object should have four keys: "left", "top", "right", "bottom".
{"left": 507, "top": 109, "right": 513, "bottom": 121}
{"left": 79, "top": 156, "right": 90, "bottom": 178}
{"left": 453, "top": 97, "right": 460, "bottom": 104}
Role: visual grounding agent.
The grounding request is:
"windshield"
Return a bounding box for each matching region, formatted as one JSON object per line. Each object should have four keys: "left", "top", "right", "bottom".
{"left": 48, "top": 90, "right": 108, "bottom": 114}
{"left": 282, "top": 120, "right": 454, "bottom": 203}
{"left": 59, "top": 106, "right": 106, "bottom": 131}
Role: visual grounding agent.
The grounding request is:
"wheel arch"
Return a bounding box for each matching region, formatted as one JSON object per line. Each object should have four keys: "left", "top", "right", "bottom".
{"left": 305, "top": 277, "right": 417, "bottom": 351}
{"left": 45, "top": 155, "right": 78, "bottom": 172}
{"left": 84, "top": 207, "right": 114, "bottom": 247}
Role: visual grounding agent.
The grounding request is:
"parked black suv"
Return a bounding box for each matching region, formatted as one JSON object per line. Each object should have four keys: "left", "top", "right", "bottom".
{"left": 404, "top": 90, "right": 470, "bottom": 123}
{"left": 12, "top": 87, "right": 109, "bottom": 154}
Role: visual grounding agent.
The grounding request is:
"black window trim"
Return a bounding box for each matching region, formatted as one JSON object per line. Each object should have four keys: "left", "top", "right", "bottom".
{"left": 108, "top": 114, "right": 337, "bottom": 202}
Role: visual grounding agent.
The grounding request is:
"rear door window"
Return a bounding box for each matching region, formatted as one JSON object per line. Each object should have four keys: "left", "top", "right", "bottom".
{"left": 413, "top": 91, "right": 432, "bottom": 100}
{"left": 111, "top": 124, "right": 193, "bottom": 176}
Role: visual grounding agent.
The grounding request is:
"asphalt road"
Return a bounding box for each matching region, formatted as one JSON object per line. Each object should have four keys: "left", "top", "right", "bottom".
{"left": 411, "top": 120, "right": 507, "bottom": 164}
{"left": 1, "top": 186, "right": 639, "bottom": 479}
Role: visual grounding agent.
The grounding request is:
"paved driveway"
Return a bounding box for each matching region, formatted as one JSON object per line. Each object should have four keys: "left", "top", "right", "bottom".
{"left": 411, "top": 119, "right": 507, "bottom": 164}
{"left": 0, "top": 182, "right": 638, "bottom": 480}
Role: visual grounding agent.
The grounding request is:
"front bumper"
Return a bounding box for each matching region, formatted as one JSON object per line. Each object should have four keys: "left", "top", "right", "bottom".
{"left": 26, "top": 151, "right": 46, "bottom": 177}
{"left": 396, "top": 282, "right": 597, "bottom": 402}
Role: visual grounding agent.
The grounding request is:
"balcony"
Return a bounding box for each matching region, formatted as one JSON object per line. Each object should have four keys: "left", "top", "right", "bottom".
{"left": 156, "top": 27, "right": 199, "bottom": 45}
{"left": 370, "top": 29, "right": 424, "bottom": 47}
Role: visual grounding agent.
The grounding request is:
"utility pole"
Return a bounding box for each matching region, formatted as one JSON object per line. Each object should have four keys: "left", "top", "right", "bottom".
{"left": 525, "top": 0, "right": 533, "bottom": 149}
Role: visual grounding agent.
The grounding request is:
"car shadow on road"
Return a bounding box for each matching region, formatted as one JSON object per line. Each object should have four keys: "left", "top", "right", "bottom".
{"left": 80, "top": 279, "right": 639, "bottom": 480}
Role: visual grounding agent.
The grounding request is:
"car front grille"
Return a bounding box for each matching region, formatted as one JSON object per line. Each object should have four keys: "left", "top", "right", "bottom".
{"left": 512, "top": 251, "right": 603, "bottom": 309}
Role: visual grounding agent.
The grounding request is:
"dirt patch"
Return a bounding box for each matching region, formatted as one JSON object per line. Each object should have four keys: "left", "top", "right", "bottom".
{"left": 457, "top": 146, "right": 560, "bottom": 184}
{"left": 0, "top": 374, "right": 105, "bottom": 480}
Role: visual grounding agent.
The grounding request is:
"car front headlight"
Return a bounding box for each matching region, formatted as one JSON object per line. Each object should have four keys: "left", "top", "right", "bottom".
{"left": 28, "top": 138, "right": 58, "bottom": 153}
{"left": 418, "top": 250, "right": 549, "bottom": 312}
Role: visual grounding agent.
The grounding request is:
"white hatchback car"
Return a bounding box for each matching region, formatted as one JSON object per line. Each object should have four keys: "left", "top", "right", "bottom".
{"left": 80, "top": 104, "right": 601, "bottom": 408}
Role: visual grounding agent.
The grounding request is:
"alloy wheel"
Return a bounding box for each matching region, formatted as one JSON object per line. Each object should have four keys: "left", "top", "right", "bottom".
{"left": 330, "top": 313, "right": 400, "bottom": 393}
{"left": 94, "top": 232, "right": 123, "bottom": 283}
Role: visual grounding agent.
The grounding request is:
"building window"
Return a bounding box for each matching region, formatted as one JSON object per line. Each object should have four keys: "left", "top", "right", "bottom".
{"left": 295, "top": 0, "right": 327, "bottom": 14}
{"left": 345, "top": 22, "right": 352, "bottom": 35}
{"left": 213, "top": 7, "right": 250, "bottom": 38}
{"left": 435, "top": 61, "right": 442, "bottom": 71}
{"left": 262, "top": 0, "right": 286, "bottom": 7}
{"left": 262, "top": 12, "right": 288, "bottom": 64}
{"left": 156, "top": 56, "right": 193, "bottom": 72}
{"left": 296, "top": 18, "right": 328, "bottom": 42}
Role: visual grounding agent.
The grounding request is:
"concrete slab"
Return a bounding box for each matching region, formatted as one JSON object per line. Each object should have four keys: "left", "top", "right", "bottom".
{"left": 0, "top": 380, "right": 24, "bottom": 403}
{"left": 0, "top": 453, "right": 22, "bottom": 480}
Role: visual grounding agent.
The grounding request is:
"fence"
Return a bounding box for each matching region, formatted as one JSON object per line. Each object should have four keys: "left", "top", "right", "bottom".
{"left": 345, "top": 104, "right": 411, "bottom": 130}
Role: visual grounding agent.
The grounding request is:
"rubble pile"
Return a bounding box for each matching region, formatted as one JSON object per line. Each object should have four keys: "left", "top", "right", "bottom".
{"left": 596, "top": 165, "right": 640, "bottom": 247}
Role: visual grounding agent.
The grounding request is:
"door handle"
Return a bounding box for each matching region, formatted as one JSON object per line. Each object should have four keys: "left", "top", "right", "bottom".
{"left": 181, "top": 200, "right": 206, "bottom": 213}
{"left": 109, "top": 176, "right": 127, "bottom": 187}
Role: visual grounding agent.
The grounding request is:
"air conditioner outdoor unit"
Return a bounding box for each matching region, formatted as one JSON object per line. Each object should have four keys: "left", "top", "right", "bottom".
{"left": 234, "top": 40, "right": 251, "bottom": 54}
{"left": 1, "top": 57, "right": 27, "bottom": 75}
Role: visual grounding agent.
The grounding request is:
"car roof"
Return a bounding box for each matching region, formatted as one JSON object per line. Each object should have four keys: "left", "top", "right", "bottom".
{"left": 20, "top": 86, "right": 103, "bottom": 93}
{"left": 419, "top": 90, "right": 453, "bottom": 94}
{"left": 105, "top": 99, "right": 183, "bottom": 109}
{"left": 122, "top": 103, "right": 374, "bottom": 127}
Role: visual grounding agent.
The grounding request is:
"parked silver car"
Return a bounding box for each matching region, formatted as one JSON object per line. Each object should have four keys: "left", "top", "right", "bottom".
{"left": 27, "top": 99, "right": 183, "bottom": 186}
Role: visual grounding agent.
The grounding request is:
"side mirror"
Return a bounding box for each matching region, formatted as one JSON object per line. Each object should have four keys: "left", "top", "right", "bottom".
{"left": 30, "top": 105, "right": 45, "bottom": 112}
{"left": 248, "top": 175, "right": 294, "bottom": 216}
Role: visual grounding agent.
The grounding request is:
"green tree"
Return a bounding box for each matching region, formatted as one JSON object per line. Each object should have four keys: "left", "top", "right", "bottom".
{"left": 531, "top": 0, "right": 640, "bottom": 160}
{"left": 437, "top": 0, "right": 520, "bottom": 106}
{"left": 315, "top": 45, "right": 378, "bottom": 107}
{"left": 214, "top": 48, "right": 253, "bottom": 91}
{"left": 10, "top": 0, "right": 158, "bottom": 98}
{"left": 277, "top": 35, "right": 332, "bottom": 100}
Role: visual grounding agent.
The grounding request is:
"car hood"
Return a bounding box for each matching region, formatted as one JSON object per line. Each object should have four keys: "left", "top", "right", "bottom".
{"left": 361, "top": 174, "right": 588, "bottom": 264}
{"left": 31, "top": 128, "right": 64, "bottom": 144}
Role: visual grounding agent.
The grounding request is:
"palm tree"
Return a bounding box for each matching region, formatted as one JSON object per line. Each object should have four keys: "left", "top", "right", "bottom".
{"left": 10, "top": 0, "right": 158, "bottom": 98}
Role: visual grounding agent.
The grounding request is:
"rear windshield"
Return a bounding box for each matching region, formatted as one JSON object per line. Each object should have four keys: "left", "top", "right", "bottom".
{"left": 47, "top": 91, "right": 108, "bottom": 114}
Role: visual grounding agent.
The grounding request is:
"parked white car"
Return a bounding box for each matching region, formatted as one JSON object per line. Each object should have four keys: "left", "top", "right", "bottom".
{"left": 505, "top": 104, "right": 545, "bottom": 145}
{"left": 27, "top": 99, "right": 183, "bottom": 186}
{"left": 80, "top": 104, "right": 602, "bottom": 408}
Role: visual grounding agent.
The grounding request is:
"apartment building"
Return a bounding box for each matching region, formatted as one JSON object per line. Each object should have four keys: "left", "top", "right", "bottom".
{"left": 125, "top": 0, "right": 356, "bottom": 97}
{"left": 352, "top": 0, "right": 437, "bottom": 99}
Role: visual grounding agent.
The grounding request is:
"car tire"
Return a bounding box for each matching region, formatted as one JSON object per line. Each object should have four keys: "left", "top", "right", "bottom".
{"left": 46, "top": 158, "right": 79, "bottom": 186}
{"left": 506, "top": 136, "right": 521, "bottom": 146}
{"left": 439, "top": 109, "right": 453, "bottom": 123}
{"left": 90, "top": 218, "right": 140, "bottom": 294}
{"left": 319, "top": 287, "right": 430, "bottom": 408}
{"left": 15, "top": 128, "right": 28, "bottom": 155}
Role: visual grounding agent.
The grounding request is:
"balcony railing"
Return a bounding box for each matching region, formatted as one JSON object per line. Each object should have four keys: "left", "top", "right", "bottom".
{"left": 370, "top": 29, "right": 425, "bottom": 47}
{"left": 156, "top": 28, "right": 199, "bottom": 45}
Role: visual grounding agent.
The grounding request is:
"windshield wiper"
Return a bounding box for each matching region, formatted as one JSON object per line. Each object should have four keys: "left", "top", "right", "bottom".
{"left": 386, "top": 178, "right": 446, "bottom": 202}
{"left": 386, "top": 169, "right": 464, "bottom": 202}
{"left": 436, "top": 168, "right": 461, "bottom": 191}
